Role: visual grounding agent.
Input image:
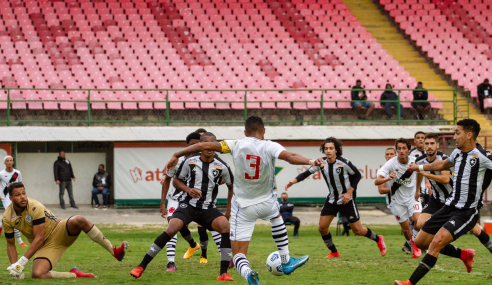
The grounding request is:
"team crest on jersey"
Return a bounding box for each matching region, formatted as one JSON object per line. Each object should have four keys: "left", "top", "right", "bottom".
{"left": 169, "top": 207, "right": 175, "bottom": 214}
{"left": 470, "top": 158, "right": 477, "bottom": 167}
{"left": 25, "top": 214, "right": 32, "bottom": 223}
{"left": 212, "top": 169, "right": 220, "bottom": 178}
{"left": 336, "top": 168, "right": 342, "bottom": 174}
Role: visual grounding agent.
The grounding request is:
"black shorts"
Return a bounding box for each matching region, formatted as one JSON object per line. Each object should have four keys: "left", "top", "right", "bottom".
{"left": 320, "top": 199, "right": 360, "bottom": 223}
{"left": 172, "top": 203, "right": 224, "bottom": 231}
{"left": 422, "top": 196, "right": 445, "bottom": 215}
{"left": 421, "top": 205, "right": 479, "bottom": 241}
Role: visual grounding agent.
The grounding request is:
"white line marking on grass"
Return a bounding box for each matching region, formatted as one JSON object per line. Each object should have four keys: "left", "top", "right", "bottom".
{"left": 434, "top": 265, "right": 484, "bottom": 276}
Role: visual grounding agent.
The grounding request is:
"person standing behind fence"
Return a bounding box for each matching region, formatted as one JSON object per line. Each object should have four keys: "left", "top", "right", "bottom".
{"left": 0, "top": 155, "right": 27, "bottom": 247}
{"left": 92, "top": 164, "right": 111, "bottom": 210}
{"left": 380, "top": 83, "right": 404, "bottom": 120}
{"left": 54, "top": 151, "right": 78, "bottom": 210}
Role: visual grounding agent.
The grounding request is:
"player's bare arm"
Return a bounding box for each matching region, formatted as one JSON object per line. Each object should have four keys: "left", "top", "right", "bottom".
{"left": 408, "top": 159, "right": 452, "bottom": 172}
{"left": 374, "top": 173, "right": 396, "bottom": 186}
{"left": 225, "top": 184, "right": 233, "bottom": 220}
{"left": 172, "top": 177, "right": 202, "bottom": 199}
{"left": 340, "top": 187, "right": 354, "bottom": 204}
{"left": 420, "top": 170, "right": 450, "bottom": 185}
{"left": 160, "top": 175, "right": 172, "bottom": 217}
{"left": 278, "top": 150, "right": 317, "bottom": 166}
{"left": 285, "top": 178, "right": 298, "bottom": 190}
{"left": 165, "top": 142, "right": 222, "bottom": 172}
{"left": 415, "top": 173, "right": 423, "bottom": 201}
{"left": 23, "top": 222, "right": 46, "bottom": 260}
{"left": 6, "top": 236, "right": 18, "bottom": 264}
{"left": 377, "top": 183, "right": 390, "bottom": 194}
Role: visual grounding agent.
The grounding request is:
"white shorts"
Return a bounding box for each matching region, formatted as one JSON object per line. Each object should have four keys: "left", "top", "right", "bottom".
{"left": 413, "top": 199, "right": 422, "bottom": 214}
{"left": 388, "top": 201, "right": 415, "bottom": 224}
{"left": 230, "top": 195, "right": 279, "bottom": 241}
{"left": 167, "top": 198, "right": 180, "bottom": 217}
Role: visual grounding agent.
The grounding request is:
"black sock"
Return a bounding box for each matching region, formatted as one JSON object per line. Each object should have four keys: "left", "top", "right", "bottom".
{"left": 364, "top": 228, "right": 380, "bottom": 242}
{"left": 139, "top": 232, "right": 171, "bottom": 269}
{"left": 198, "top": 226, "right": 209, "bottom": 259}
{"left": 409, "top": 254, "right": 438, "bottom": 285}
{"left": 219, "top": 233, "right": 232, "bottom": 274}
{"left": 439, "top": 244, "right": 461, "bottom": 259}
{"left": 477, "top": 230, "right": 492, "bottom": 252}
{"left": 322, "top": 233, "right": 337, "bottom": 253}
{"left": 180, "top": 226, "right": 197, "bottom": 248}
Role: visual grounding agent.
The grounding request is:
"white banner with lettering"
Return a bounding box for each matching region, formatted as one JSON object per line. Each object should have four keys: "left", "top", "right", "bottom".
{"left": 115, "top": 145, "right": 390, "bottom": 202}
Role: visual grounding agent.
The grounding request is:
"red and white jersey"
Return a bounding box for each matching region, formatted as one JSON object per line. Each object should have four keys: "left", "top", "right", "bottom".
{"left": 220, "top": 137, "right": 285, "bottom": 208}
{"left": 0, "top": 168, "right": 22, "bottom": 208}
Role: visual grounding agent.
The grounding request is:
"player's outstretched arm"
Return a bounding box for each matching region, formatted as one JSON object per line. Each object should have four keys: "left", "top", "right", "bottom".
{"left": 421, "top": 170, "right": 451, "bottom": 185}
{"left": 225, "top": 184, "right": 233, "bottom": 220}
{"left": 278, "top": 150, "right": 317, "bottom": 166}
{"left": 408, "top": 159, "right": 452, "bottom": 172}
{"left": 285, "top": 168, "right": 317, "bottom": 190}
{"left": 164, "top": 142, "right": 222, "bottom": 172}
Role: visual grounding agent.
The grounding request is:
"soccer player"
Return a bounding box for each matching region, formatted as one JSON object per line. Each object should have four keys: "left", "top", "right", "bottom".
{"left": 2, "top": 182, "right": 128, "bottom": 279}
{"left": 413, "top": 133, "right": 492, "bottom": 253}
{"left": 131, "top": 132, "right": 235, "bottom": 281}
{"left": 409, "top": 132, "right": 426, "bottom": 240}
{"left": 160, "top": 132, "right": 203, "bottom": 271}
{"left": 285, "top": 137, "right": 387, "bottom": 258}
{"left": 375, "top": 138, "right": 422, "bottom": 258}
{"left": 395, "top": 119, "right": 492, "bottom": 285}
{"left": 0, "top": 155, "right": 27, "bottom": 246}
{"left": 163, "top": 116, "right": 316, "bottom": 285}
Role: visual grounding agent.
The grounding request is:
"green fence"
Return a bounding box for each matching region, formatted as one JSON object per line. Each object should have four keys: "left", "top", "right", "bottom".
{"left": 0, "top": 88, "right": 467, "bottom": 126}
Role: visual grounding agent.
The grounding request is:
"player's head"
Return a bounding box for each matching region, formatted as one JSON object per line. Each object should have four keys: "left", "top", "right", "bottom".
{"left": 186, "top": 132, "right": 201, "bottom": 146}
{"left": 4, "top": 155, "right": 14, "bottom": 168}
{"left": 195, "top": 128, "right": 207, "bottom": 136}
{"left": 8, "top": 182, "right": 27, "bottom": 207}
{"left": 244, "top": 116, "right": 265, "bottom": 137}
{"left": 98, "top": 164, "right": 105, "bottom": 173}
{"left": 355, "top": 79, "right": 361, "bottom": 87}
{"left": 424, "top": 133, "right": 439, "bottom": 156}
{"left": 200, "top": 132, "right": 217, "bottom": 159}
{"left": 281, "top": 192, "right": 288, "bottom": 202}
{"left": 320, "top": 137, "right": 342, "bottom": 159}
{"left": 384, "top": 148, "right": 396, "bottom": 161}
{"left": 455, "top": 119, "right": 481, "bottom": 148}
{"left": 414, "top": 131, "right": 425, "bottom": 149}
{"left": 59, "top": 150, "right": 65, "bottom": 159}
{"left": 395, "top": 138, "right": 411, "bottom": 160}
{"left": 417, "top": 82, "right": 423, "bottom": 88}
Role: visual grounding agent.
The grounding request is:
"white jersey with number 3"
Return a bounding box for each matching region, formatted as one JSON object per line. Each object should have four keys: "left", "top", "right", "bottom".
{"left": 221, "top": 137, "right": 286, "bottom": 208}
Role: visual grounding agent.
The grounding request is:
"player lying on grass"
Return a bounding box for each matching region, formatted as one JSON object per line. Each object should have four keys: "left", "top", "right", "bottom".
{"left": 2, "top": 182, "right": 128, "bottom": 279}
{"left": 285, "top": 137, "right": 387, "bottom": 258}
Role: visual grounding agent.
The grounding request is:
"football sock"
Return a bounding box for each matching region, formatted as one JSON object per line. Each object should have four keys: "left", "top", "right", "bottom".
{"left": 364, "top": 228, "right": 380, "bottom": 242}
{"left": 180, "top": 226, "right": 197, "bottom": 248}
{"left": 50, "top": 271, "right": 76, "bottom": 278}
{"left": 322, "top": 233, "right": 338, "bottom": 253}
{"left": 271, "top": 216, "right": 290, "bottom": 263}
{"left": 409, "top": 254, "right": 437, "bottom": 285}
{"left": 212, "top": 231, "right": 222, "bottom": 252}
{"left": 198, "top": 226, "right": 208, "bottom": 258}
{"left": 14, "top": 229, "right": 24, "bottom": 245}
{"left": 85, "top": 225, "right": 113, "bottom": 255}
{"left": 439, "top": 244, "right": 461, "bottom": 259}
{"left": 406, "top": 239, "right": 412, "bottom": 249}
{"left": 477, "top": 230, "right": 492, "bottom": 253}
{"left": 234, "top": 253, "right": 251, "bottom": 280}
{"left": 219, "top": 233, "right": 232, "bottom": 274}
{"left": 166, "top": 235, "right": 177, "bottom": 263}
{"left": 413, "top": 229, "right": 419, "bottom": 240}
{"left": 139, "top": 232, "right": 171, "bottom": 269}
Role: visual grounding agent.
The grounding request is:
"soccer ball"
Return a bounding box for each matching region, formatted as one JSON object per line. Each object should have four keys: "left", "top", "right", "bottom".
{"left": 266, "top": 251, "right": 284, "bottom": 276}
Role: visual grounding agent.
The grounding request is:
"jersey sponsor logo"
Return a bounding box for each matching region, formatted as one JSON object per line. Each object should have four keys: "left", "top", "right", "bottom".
{"left": 395, "top": 177, "right": 412, "bottom": 186}
{"left": 25, "top": 214, "right": 32, "bottom": 223}
{"left": 129, "top": 167, "right": 143, "bottom": 183}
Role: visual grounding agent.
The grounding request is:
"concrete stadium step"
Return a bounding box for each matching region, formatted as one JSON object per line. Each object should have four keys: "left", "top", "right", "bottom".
{"left": 343, "top": 0, "right": 492, "bottom": 136}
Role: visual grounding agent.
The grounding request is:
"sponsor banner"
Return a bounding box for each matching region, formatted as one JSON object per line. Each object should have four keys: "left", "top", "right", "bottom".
{"left": 115, "top": 144, "right": 389, "bottom": 201}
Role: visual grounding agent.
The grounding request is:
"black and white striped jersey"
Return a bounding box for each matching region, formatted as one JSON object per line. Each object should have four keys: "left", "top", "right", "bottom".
{"left": 166, "top": 156, "right": 186, "bottom": 200}
{"left": 307, "top": 157, "right": 361, "bottom": 204}
{"left": 415, "top": 152, "right": 453, "bottom": 204}
{"left": 410, "top": 147, "right": 425, "bottom": 159}
{"left": 446, "top": 145, "right": 492, "bottom": 209}
{"left": 176, "top": 154, "right": 233, "bottom": 209}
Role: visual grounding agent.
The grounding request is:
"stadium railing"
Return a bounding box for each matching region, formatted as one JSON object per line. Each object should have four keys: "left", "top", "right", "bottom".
{"left": 0, "top": 88, "right": 466, "bottom": 126}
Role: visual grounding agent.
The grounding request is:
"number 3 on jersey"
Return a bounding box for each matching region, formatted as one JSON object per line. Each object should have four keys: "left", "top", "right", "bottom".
{"left": 245, "top": 154, "right": 261, "bottom": 180}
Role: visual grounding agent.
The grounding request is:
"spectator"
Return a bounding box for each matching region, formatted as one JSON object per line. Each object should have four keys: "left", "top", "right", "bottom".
{"left": 53, "top": 150, "right": 77, "bottom": 210}
{"left": 412, "top": 82, "right": 430, "bottom": 120}
{"left": 380, "top": 83, "right": 404, "bottom": 119}
{"left": 92, "top": 164, "right": 112, "bottom": 209}
{"left": 351, "top": 79, "right": 375, "bottom": 120}
{"left": 477, "top": 79, "right": 491, "bottom": 113}
{"left": 279, "top": 192, "right": 300, "bottom": 237}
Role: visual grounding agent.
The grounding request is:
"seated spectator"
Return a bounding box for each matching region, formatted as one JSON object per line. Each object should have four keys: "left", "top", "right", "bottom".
{"left": 412, "top": 82, "right": 430, "bottom": 120}
{"left": 478, "top": 79, "right": 491, "bottom": 113}
{"left": 279, "top": 193, "right": 300, "bottom": 237}
{"left": 351, "top": 79, "right": 374, "bottom": 120}
{"left": 380, "top": 83, "right": 404, "bottom": 119}
{"left": 92, "top": 164, "right": 112, "bottom": 209}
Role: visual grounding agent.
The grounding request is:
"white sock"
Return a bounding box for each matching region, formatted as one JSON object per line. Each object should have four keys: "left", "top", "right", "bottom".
{"left": 166, "top": 235, "right": 177, "bottom": 263}
{"left": 271, "top": 216, "right": 290, "bottom": 263}
{"left": 233, "top": 253, "right": 252, "bottom": 280}
{"left": 211, "top": 231, "right": 222, "bottom": 253}
{"left": 412, "top": 229, "right": 419, "bottom": 240}
{"left": 14, "top": 229, "right": 24, "bottom": 244}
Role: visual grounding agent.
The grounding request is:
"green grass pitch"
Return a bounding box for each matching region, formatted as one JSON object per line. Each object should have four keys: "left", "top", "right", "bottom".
{"left": 1, "top": 224, "right": 491, "bottom": 284}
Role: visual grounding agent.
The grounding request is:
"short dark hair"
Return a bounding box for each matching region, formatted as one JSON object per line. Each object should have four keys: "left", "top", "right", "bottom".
{"left": 457, "top": 119, "right": 481, "bottom": 139}
{"left": 395, "top": 138, "right": 411, "bottom": 150}
{"left": 417, "top": 82, "right": 423, "bottom": 85}
{"left": 356, "top": 79, "right": 361, "bottom": 83}
{"left": 195, "top": 128, "right": 207, "bottom": 134}
{"left": 99, "top": 164, "right": 105, "bottom": 168}
{"left": 186, "top": 132, "right": 201, "bottom": 144}
{"left": 59, "top": 150, "right": 65, "bottom": 154}
{"left": 245, "top": 116, "right": 265, "bottom": 134}
{"left": 424, "top": 133, "right": 439, "bottom": 143}
{"left": 414, "top": 131, "right": 425, "bottom": 138}
{"left": 281, "top": 192, "right": 288, "bottom": 196}
{"left": 200, "top": 132, "right": 216, "bottom": 142}
{"left": 385, "top": 147, "right": 396, "bottom": 153}
{"left": 320, "top": 137, "right": 343, "bottom": 156}
{"left": 8, "top": 182, "right": 24, "bottom": 196}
